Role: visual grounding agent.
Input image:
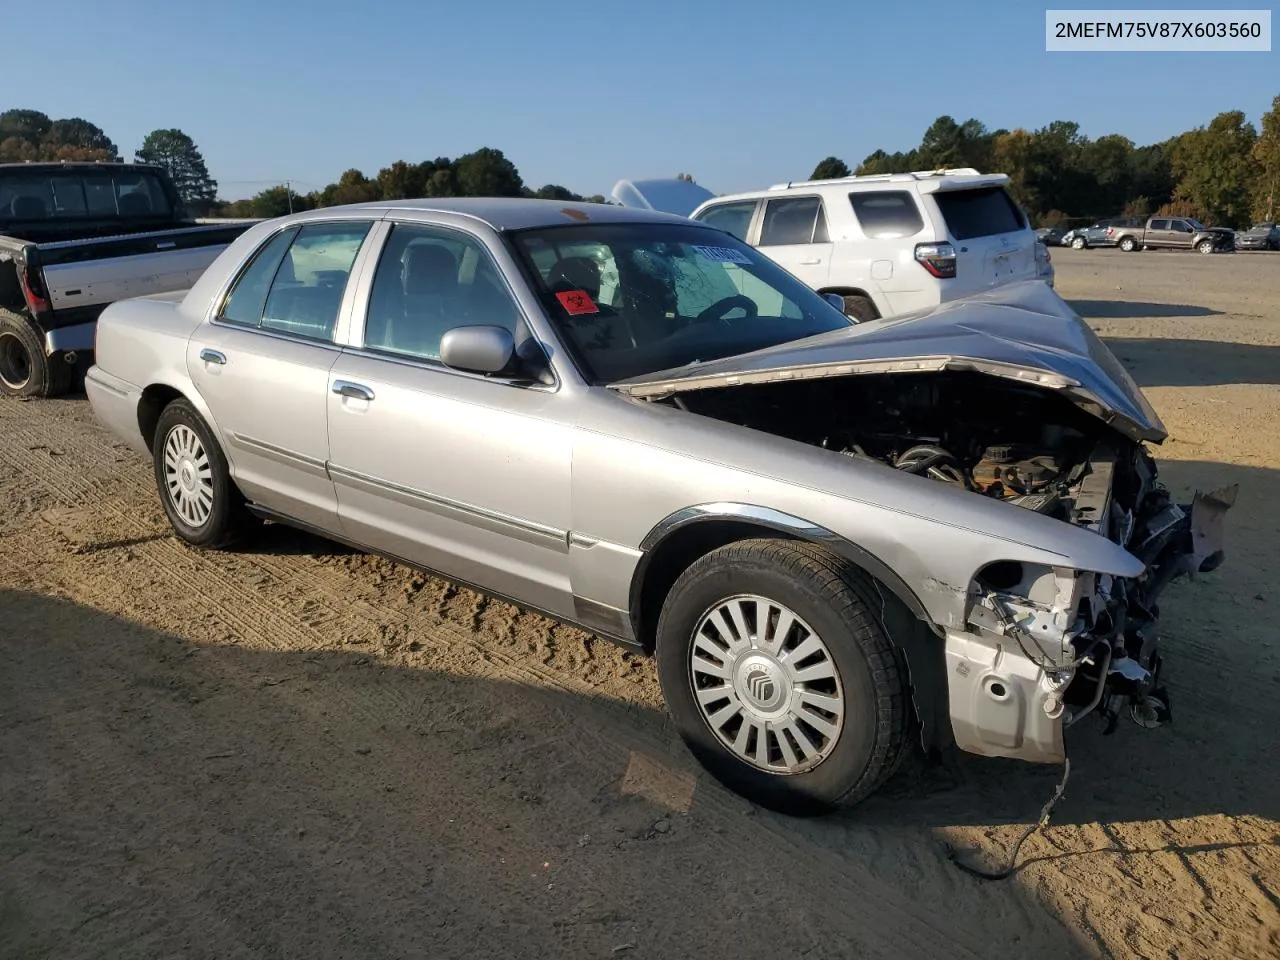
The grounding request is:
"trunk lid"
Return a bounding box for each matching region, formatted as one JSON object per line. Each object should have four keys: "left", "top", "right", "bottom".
{"left": 608, "top": 280, "right": 1167, "bottom": 443}
{"left": 611, "top": 178, "right": 717, "bottom": 217}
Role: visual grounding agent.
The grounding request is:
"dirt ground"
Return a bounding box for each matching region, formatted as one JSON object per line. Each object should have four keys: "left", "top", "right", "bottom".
{"left": 2, "top": 248, "right": 1278, "bottom": 959}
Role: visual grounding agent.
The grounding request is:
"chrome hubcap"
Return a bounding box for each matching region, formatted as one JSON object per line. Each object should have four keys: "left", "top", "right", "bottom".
{"left": 162, "top": 424, "right": 214, "bottom": 527}
{"left": 689, "top": 595, "right": 844, "bottom": 775}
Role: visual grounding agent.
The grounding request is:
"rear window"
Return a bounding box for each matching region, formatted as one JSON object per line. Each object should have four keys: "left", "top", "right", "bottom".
{"left": 848, "top": 190, "right": 924, "bottom": 239}
{"left": 933, "top": 186, "right": 1027, "bottom": 241}
{"left": 0, "top": 169, "right": 174, "bottom": 222}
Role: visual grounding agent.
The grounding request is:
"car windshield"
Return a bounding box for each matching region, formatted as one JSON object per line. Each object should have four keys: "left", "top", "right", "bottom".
{"left": 508, "top": 222, "right": 853, "bottom": 383}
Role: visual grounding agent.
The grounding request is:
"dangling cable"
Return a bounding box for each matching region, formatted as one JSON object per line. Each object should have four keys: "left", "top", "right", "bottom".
{"left": 944, "top": 757, "right": 1071, "bottom": 881}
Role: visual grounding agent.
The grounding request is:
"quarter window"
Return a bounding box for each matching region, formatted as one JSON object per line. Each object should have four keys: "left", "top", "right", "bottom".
{"left": 363, "top": 224, "right": 524, "bottom": 362}
{"left": 759, "top": 197, "right": 828, "bottom": 246}
{"left": 849, "top": 190, "right": 924, "bottom": 239}
{"left": 694, "top": 201, "right": 757, "bottom": 241}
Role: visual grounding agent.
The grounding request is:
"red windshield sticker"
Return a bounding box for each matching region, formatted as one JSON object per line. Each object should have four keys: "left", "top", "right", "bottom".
{"left": 556, "top": 289, "right": 599, "bottom": 315}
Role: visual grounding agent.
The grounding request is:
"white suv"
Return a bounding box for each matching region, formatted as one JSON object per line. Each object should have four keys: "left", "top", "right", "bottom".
{"left": 686, "top": 169, "right": 1040, "bottom": 321}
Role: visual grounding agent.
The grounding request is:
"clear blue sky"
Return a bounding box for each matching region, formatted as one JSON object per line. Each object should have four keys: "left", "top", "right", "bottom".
{"left": 14, "top": 0, "right": 1278, "bottom": 200}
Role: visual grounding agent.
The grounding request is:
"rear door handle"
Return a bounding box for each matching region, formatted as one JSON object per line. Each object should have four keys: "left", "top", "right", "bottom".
{"left": 798, "top": 257, "right": 822, "bottom": 265}
{"left": 332, "top": 380, "right": 375, "bottom": 402}
{"left": 199, "top": 348, "right": 226, "bottom": 365}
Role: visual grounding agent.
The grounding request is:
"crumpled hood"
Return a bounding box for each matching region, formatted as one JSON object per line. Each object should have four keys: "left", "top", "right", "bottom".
{"left": 609, "top": 280, "right": 1168, "bottom": 443}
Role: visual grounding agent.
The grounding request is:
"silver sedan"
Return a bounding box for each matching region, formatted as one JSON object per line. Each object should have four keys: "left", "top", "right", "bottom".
{"left": 84, "top": 199, "right": 1234, "bottom": 815}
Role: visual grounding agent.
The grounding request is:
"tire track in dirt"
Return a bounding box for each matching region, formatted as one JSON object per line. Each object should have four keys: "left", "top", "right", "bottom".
{"left": 1, "top": 397, "right": 1004, "bottom": 958}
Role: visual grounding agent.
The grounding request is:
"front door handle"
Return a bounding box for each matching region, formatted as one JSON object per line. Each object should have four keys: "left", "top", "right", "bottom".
{"left": 798, "top": 257, "right": 822, "bottom": 265}
{"left": 332, "top": 380, "right": 375, "bottom": 402}
{"left": 199, "top": 348, "right": 226, "bottom": 365}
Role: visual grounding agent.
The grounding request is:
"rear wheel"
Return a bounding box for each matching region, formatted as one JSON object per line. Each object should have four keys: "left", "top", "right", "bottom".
{"left": 0, "top": 308, "right": 71, "bottom": 398}
{"left": 655, "top": 539, "right": 909, "bottom": 816}
{"left": 1071, "top": 237, "right": 1086, "bottom": 250}
{"left": 153, "top": 399, "right": 257, "bottom": 549}
{"left": 1119, "top": 237, "right": 1138, "bottom": 252}
{"left": 840, "top": 294, "right": 879, "bottom": 323}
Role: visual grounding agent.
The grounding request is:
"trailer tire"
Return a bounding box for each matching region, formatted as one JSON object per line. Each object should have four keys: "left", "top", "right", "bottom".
{"left": 0, "top": 309, "right": 71, "bottom": 399}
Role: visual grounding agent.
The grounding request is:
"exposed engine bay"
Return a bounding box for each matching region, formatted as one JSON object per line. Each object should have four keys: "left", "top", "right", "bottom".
{"left": 661, "top": 371, "right": 1237, "bottom": 742}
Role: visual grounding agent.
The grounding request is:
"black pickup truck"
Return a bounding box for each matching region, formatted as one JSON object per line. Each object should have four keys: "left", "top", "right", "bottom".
{"left": 0, "top": 162, "right": 257, "bottom": 397}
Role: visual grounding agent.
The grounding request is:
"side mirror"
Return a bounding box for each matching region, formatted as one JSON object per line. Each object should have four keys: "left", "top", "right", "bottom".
{"left": 439, "top": 325, "right": 516, "bottom": 375}
{"left": 821, "top": 292, "right": 845, "bottom": 312}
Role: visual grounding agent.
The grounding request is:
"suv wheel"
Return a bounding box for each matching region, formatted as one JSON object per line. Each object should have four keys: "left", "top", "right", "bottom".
{"left": 0, "top": 309, "right": 72, "bottom": 399}
{"left": 1197, "top": 239, "right": 1216, "bottom": 254}
{"left": 1071, "top": 237, "right": 1086, "bottom": 250}
{"left": 655, "top": 539, "right": 909, "bottom": 816}
{"left": 153, "top": 398, "right": 258, "bottom": 549}
{"left": 1119, "top": 237, "right": 1138, "bottom": 252}
{"left": 840, "top": 294, "right": 879, "bottom": 323}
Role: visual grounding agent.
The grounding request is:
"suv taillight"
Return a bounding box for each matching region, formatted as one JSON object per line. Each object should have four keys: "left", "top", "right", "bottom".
{"left": 914, "top": 242, "right": 957, "bottom": 279}
{"left": 1105, "top": 226, "right": 1115, "bottom": 237}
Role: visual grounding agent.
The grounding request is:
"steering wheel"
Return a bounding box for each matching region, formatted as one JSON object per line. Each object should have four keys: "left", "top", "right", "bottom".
{"left": 695, "top": 295, "right": 758, "bottom": 326}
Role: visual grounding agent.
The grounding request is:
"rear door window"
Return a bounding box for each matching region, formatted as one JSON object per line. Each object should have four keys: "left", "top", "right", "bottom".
{"left": 933, "top": 187, "right": 1027, "bottom": 240}
{"left": 759, "top": 196, "right": 828, "bottom": 246}
{"left": 848, "top": 190, "right": 924, "bottom": 239}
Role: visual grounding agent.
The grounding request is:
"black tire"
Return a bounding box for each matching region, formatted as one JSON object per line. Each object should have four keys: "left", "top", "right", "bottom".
{"left": 152, "top": 398, "right": 257, "bottom": 549}
{"left": 0, "top": 308, "right": 72, "bottom": 398}
{"left": 1118, "top": 237, "right": 1137, "bottom": 252}
{"left": 655, "top": 539, "right": 909, "bottom": 816}
{"left": 841, "top": 294, "right": 879, "bottom": 323}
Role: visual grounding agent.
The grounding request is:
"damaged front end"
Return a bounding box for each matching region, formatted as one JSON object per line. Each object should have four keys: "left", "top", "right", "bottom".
{"left": 951, "top": 469, "right": 1236, "bottom": 763}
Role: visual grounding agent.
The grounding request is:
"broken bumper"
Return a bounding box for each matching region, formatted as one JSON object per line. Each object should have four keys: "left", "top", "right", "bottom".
{"left": 943, "top": 484, "right": 1237, "bottom": 764}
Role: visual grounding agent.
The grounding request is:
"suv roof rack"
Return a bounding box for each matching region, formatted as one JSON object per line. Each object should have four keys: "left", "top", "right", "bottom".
{"left": 767, "top": 167, "right": 990, "bottom": 190}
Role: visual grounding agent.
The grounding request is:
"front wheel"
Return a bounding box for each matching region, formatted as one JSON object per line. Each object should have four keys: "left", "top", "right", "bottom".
{"left": 655, "top": 539, "right": 909, "bottom": 816}
{"left": 1071, "top": 237, "right": 1086, "bottom": 250}
{"left": 840, "top": 294, "right": 879, "bottom": 323}
{"left": 1119, "top": 237, "right": 1138, "bottom": 252}
{"left": 152, "top": 399, "right": 257, "bottom": 549}
{"left": 1197, "top": 239, "right": 1216, "bottom": 254}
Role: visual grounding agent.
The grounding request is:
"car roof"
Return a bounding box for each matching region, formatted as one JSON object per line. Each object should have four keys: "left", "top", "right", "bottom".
{"left": 306, "top": 197, "right": 702, "bottom": 231}
{"left": 0, "top": 161, "right": 163, "bottom": 175}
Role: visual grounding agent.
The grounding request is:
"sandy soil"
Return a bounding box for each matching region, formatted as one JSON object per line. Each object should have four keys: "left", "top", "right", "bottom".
{"left": 2, "top": 248, "right": 1278, "bottom": 959}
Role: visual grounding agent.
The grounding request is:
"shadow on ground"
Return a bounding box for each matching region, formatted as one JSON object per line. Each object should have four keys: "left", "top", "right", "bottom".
{"left": 1104, "top": 337, "right": 1280, "bottom": 388}
{"left": 1069, "top": 300, "right": 1222, "bottom": 319}
{"left": 1, "top": 588, "right": 1060, "bottom": 959}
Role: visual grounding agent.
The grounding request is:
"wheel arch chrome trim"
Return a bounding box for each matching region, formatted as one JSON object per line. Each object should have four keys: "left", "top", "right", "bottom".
{"left": 631, "top": 502, "right": 936, "bottom": 630}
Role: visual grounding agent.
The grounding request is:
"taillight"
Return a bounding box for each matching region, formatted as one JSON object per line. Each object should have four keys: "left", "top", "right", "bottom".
{"left": 16, "top": 249, "right": 51, "bottom": 316}
{"left": 914, "top": 241, "right": 957, "bottom": 279}
{"left": 1105, "top": 226, "right": 1115, "bottom": 237}
{"left": 17, "top": 263, "right": 51, "bottom": 315}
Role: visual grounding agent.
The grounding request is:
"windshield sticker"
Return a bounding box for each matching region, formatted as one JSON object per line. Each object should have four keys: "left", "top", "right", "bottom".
{"left": 691, "top": 244, "right": 753, "bottom": 265}
{"left": 556, "top": 289, "right": 599, "bottom": 315}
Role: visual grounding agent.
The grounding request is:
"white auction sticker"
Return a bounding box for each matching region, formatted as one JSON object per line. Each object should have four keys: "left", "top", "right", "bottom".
{"left": 692, "top": 245, "right": 754, "bottom": 265}
{"left": 1046, "top": 10, "right": 1271, "bottom": 51}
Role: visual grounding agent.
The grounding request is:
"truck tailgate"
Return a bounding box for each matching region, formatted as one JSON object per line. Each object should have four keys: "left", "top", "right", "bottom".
{"left": 37, "top": 223, "right": 249, "bottom": 312}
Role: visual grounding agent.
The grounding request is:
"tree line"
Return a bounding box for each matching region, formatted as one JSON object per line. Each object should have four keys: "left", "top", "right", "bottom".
{"left": 7, "top": 98, "right": 1278, "bottom": 228}
{"left": 809, "top": 96, "right": 1280, "bottom": 228}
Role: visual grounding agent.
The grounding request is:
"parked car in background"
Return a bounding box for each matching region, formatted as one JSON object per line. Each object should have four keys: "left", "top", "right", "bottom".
{"left": 0, "top": 162, "right": 257, "bottom": 397}
{"left": 1060, "top": 217, "right": 1142, "bottom": 250}
{"left": 1110, "top": 216, "right": 1235, "bottom": 254}
{"left": 620, "top": 169, "right": 1040, "bottom": 323}
{"left": 85, "top": 198, "right": 1232, "bottom": 815}
{"left": 1035, "top": 226, "right": 1067, "bottom": 246}
{"left": 1234, "top": 221, "right": 1279, "bottom": 251}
